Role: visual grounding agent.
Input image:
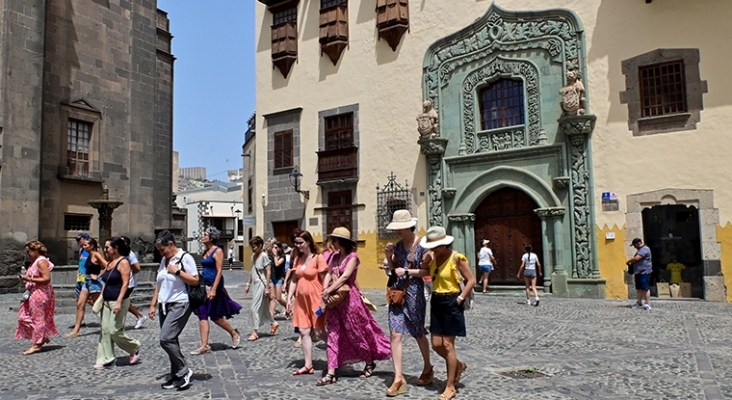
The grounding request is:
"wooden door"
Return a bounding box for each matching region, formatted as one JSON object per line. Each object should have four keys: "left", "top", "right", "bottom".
{"left": 272, "top": 220, "right": 300, "bottom": 246}
{"left": 474, "top": 187, "right": 543, "bottom": 284}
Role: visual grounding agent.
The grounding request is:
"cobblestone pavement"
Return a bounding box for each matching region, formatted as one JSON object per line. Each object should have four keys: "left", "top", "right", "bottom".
{"left": 2, "top": 270, "right": 732, "bottom": 399}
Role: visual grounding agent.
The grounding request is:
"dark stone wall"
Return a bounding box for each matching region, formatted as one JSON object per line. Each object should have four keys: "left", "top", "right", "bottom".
{"left": 154, "top": 10, "right": 174, "bottom": 229}
{"left": 0, "top": 0, "right": 46, "bottom": 283}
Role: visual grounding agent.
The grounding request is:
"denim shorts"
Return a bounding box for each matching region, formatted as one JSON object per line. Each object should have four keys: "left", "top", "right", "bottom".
{"left": 271, "top": 277, "right": 285, "bottom": 287}
{"left": 83, "top": 276, "right": 104, "bottom": 294}
{"left": 523, "top": 269, "right": 537, "bottom": 278}
{"left": 479, "top": 264, "right": 493, "bottom": 273}
{"left": 635, "top": 273, "right": 651, "bottom": 291}
{"left": 74, "top": 281, "right": 84, "bottom": 298}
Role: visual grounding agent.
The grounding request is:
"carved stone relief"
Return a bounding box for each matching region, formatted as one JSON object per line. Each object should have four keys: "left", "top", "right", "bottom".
{"left": 419, "top": 137, "right": 449, "bottom": 228}
{"left": 417, "top": 100, "right": 439, "bottom": 139}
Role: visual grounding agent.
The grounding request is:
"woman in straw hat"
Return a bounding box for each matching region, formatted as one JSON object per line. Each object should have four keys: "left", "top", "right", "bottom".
{"left": 383, "top": 210, "right": 433, "bottom": 397}
{"left": 420, "top": 226, "right": 476, "bottom": 400}
{"left": 318, "top": 227, "right": 391, "bottom": 386}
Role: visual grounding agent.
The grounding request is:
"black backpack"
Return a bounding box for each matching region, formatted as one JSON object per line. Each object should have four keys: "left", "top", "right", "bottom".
{"left": 177, "top": 252, "right": 206, "bottom": 309}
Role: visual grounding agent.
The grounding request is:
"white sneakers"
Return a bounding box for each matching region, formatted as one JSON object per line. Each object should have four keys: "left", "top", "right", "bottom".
{"left": 135, "top": 316, "right": 148, "bottom": 329}
{"left": 631, "top": 302, "right": 652, "bottom": 310}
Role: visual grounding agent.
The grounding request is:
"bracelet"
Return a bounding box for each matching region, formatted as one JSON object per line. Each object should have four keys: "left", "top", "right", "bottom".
{"left": 457, "top": 295, "right": 465, "bottom": 301}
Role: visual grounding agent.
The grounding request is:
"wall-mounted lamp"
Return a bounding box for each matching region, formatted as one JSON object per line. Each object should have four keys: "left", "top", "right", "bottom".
{"left": 288, "top": 166, "right": 309, "bottom": 199}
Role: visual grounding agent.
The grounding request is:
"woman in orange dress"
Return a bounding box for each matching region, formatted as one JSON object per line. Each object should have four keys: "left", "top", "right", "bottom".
{"left": 286, "top": 230, "right": 328, "bottom": 376}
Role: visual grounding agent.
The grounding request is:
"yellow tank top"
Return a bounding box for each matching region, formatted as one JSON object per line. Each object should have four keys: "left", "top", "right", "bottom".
{"left": 429, "top": 252, "right": 466, "bottom": 294}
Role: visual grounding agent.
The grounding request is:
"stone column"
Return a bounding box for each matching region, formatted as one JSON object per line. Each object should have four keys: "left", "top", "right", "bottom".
{"left": 535, "top": 207, "right": 566, "bottom": 293}
{"left": 447, "top": 213, "right": 476, "bottom": 267}
{"left": 419, "top": 137, "right": 449, "bottom": 228}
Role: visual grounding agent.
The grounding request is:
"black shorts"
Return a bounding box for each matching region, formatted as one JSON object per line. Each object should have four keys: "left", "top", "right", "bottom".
{"left": 228, "top": 258, "right": 234, "bottom": 264}
{"left": 429, "top": 293, "right": 466, "bottom": 337}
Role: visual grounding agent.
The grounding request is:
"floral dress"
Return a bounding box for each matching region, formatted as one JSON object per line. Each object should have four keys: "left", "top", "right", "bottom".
{"left": 16, "top": 256, "right": 57, "bottom": 344}
{"left": 388, "top": 239, "right": 428, "bottom": 338}
{"left": 325, "top": 251, "right": 391, "bottom": 370}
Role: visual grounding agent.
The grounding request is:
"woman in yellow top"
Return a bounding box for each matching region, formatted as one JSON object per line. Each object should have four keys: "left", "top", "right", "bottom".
{"left": 419, "top": 226, "right": 476, "bottom": 400}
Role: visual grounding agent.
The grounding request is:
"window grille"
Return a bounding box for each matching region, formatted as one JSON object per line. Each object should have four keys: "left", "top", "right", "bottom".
{"left": 64, "top": 214, "right": 92, "bottom": 231}
{"left": 639, "top": 60, "right": 687, "bottom": 117}
{"left": 377, "top": 172, "right": 412, "bottom": 239}
{"left": 324, "top": 113, "right": 353, "bottom": 150}
{"left": 479, "top": 79, "right": 525, "bottom": 131}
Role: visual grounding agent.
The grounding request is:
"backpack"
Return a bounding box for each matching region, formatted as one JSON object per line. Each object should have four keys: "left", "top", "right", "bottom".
{"left": 176, "top": 252, "right": 206, "bottom": 309}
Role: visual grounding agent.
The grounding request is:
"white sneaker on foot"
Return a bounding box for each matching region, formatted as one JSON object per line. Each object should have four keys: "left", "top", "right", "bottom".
{"left": 631, "top": 303, "right": 642, "bottom": 309}
{"left": 134, "top": 316, "right": 148, "bottom": 329}
{"left": 525, "top": 300, "right": 531, "bottom": 305}
{"left": 642, "top": 304, "right": 652, "bottom": 310}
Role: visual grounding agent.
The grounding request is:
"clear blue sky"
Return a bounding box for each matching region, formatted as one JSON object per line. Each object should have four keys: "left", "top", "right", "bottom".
{"left": 159, "top": 0, "right": 254, "bottom": 181}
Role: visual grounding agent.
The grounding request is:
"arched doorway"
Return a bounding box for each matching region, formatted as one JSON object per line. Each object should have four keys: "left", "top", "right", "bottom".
{"left": 474, "top": 187, "right": 543, "bottom": 285}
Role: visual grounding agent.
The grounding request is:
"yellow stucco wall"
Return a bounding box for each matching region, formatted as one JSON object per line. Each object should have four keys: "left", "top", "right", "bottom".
{"left": 597, "top": 224, "right": 627, "bottom": 299}
{"left": 718, "top": 224, "right": 732, "bottom": 302}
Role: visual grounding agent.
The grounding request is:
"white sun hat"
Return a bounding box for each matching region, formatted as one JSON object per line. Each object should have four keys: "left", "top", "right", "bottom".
{"left": 419, "top": 226, "right": 454, "bottom": 249}
{"left": 386, "top": 210, "right": 417, "bottom": 230}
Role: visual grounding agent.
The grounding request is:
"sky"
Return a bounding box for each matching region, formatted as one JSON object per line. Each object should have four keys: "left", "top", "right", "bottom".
{"left": 158, "top": 0, "right": 254, "bottom": 181}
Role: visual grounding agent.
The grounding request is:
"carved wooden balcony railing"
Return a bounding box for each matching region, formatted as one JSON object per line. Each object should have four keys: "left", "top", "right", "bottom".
{"left": 376, "top": 0, "right": 409, "bottom": 51}
{"left": 271, "top": 21, "right": 297, "bottom": 77}
{"left": 317, "top": 146, "right": 358, "bottom": 183}
{"left": 319, "top": 5, "right": 348, "bottom": 65}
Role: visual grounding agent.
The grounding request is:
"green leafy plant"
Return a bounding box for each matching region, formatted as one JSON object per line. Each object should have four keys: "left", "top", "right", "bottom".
{"left": 524, "top": 367, "right": 536, "bottom": 374}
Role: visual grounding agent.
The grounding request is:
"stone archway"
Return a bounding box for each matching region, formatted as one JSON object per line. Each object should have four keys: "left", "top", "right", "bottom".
{"left": 626, "top": 189, "right": 724, "bottom": 301}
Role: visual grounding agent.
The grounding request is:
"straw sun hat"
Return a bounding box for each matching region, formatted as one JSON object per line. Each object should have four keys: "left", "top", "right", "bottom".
{"left": 386, "top": 210, "right": 417, "bottom": 230}
{"left": 419, "top": 226, "right": 455, "bottom": 249}
{"left": 328, "top": 227, "right": 356, "bottom": 244}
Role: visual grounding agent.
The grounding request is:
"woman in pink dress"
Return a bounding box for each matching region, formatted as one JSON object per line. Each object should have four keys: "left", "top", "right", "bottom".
{"left": 318, "top": 227, "right": 391, "bottom": 386}
{"left": 16, "top": 240, "right": 58, "bottom": 355}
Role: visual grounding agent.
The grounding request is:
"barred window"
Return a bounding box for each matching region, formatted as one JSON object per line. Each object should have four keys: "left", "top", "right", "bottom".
{"left": 67, "top": 119, "right": 91, "bottom": 176}
{"left": 639, "top": 60, "right": 687, "bottom": 117}
{"left": 64, "top": 214, "right": 92, "bottom": 231}
{"left": 377, "top": 173, "right": 412, "bottom": 239}
{"left": 479, "top": 79, "right": 525, "bottom": 131}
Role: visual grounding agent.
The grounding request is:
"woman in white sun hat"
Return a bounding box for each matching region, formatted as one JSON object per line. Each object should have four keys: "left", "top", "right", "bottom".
{"left": 383, "top": 210, "right": 433, "bottom": 397}
{"left": 420, "top": 226, "right": 476, "bottom": 400}
{"left": 477, "top": 239, "right": 497, "bottom": 293}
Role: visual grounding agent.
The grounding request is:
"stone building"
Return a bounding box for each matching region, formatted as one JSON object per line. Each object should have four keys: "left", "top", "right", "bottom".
{"left": 254, "top": 0, "right": 732, "bottom": 299}
{"left": 0, "top": 0, "right": 175, "bottom": 288}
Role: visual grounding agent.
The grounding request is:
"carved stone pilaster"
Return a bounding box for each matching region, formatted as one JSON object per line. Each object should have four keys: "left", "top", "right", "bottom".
{"left": 560, "top": 114, "right": 597, "bottom": 279}
{"left": 419, "top": 137, "right": 448, "bottom": 228}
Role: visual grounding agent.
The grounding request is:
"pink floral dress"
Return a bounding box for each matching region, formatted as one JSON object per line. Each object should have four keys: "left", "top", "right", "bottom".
{"left": 325, "top": 251, "right": 391, "bottom": 370}
{"left": 15, "top": 256, "right": 57, "bottom": 344}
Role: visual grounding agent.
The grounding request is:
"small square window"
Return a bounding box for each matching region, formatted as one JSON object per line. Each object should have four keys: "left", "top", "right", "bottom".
{"left": 64, "top": 214, "right": 92, "bottom": 231}
{"left": 639, "top": 60, "right": 687, "bottom": 117}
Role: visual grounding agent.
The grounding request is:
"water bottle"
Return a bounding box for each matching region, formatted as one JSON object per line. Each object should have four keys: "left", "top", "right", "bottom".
{"left": 20, "top": 266, "right": 27, "bottom": 276}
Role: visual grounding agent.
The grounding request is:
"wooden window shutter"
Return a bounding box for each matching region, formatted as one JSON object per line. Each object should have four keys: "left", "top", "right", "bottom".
{"left": 319, "top": 1, "right": 348, "bottom": 65}
{"left": 376, "top": 0, "right": 408, "bottom": 51}
{"left": 274, "top": 130, "right": 293, "bottom": 169}
{"left": 271, "top": 3, "right": 298, "bottom": 78}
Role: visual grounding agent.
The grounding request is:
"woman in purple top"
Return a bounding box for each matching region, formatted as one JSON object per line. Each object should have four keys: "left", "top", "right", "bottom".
{"left": 190, "top": 227, "right": 242, "bottom": 355}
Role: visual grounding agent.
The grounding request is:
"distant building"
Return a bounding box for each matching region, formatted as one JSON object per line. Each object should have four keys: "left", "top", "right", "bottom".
{"left": 173, "top": 151, "right": 180, "bottom": 196}
{"left": 179, "top": 167, "right": 207, "bottom": 181}
{"left": 227, "top": 169, "right": 244, "bottom": 183}
{"left": 242, "top": 113, "right": 256, "bottom": 265}
{"left": 0, "top": 0, "right": 175, "bottom": 287}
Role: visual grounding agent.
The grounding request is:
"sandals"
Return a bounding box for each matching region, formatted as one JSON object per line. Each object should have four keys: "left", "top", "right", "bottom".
{"left": 316, "top": 373, "right": 338, "bottom": 386}
{"left": 292, "top": 366, "right": 314, "bottom": 376}
{"left": 190, "top": 344, "right": 211, "bottom": 355}
{"left": 247, "top": 333, "right": 259, "bottom": 342}
{"left": 359, "top": 362, "right": 376, "bottom": 378}
{"left": 416, "top": 365, "right": 434, "bottom": 386}
{"left": 455, "top": 361, "right": 468, "bottom": 385}
{"left": 270, "top": 323, "right": 279, "bottom": 336}
{"left": 438, "top": 389, "right": 457, "bottom": 400}
{"left": 385, "top": 378, "right": 407, "bottom": 397}
{"left": 231, "top": 329, "right": 241, "bottom": 349}
{"left": 22, "top": 345, "right": 42, "bottom": 355}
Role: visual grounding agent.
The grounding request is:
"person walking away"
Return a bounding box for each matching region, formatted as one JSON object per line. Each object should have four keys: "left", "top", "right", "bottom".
{"left": 245, "top": 236, "right": 276, "bottom": 341}
{"left": 627, "top": 238, "right": 653, "bottom": 310}
{"left": 383, "top": 210, "right": 432, "bottom": 397}
{"left": 65, "top": 238, "right": 107, "bottom": 338}
{"left": 228, "top": 246, "right": 235, "bottom": 270}
{"left": 287, "top": 230, "right": 328, "bottom": 375}
{"left": 149, "top": 230, "right": 199, "bottom": 390}
{"left": 269, "top": 242, "right": 288, "bottom": 319}
{"left": 95, "top": 237, "right": 141, "bottom": 369}
{"left": 16, "top": 240, "right": 58, "bottom": 355}
{"left": 191, "top": 227, "right": 242, "bottom": 354}
{"left": 120, "top": 236, "right": 147, "bottom": 329}
{"left": 477, "top": 239, "right": 497, "bottom": 293}
{"left": 318, "top": 227, "right": 391, "bottom": 386}
{"left": 516, "top": 245, "right": 542, "bottom": 306}
{"left": 421, "top": 226, "right": 476, "bottom": 400}
{"left": 70, "top": 233, "right": 90, "bottom": 330}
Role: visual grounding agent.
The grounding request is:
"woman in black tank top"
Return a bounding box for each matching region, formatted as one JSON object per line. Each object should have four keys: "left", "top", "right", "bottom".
{"left": 64, "top": 238, "right": 107, "bottom": 338}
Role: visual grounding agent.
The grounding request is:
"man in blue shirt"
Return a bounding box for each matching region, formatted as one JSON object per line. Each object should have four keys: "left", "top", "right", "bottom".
{"left": 627, "top": 238, "right": 653, "bottom": 310}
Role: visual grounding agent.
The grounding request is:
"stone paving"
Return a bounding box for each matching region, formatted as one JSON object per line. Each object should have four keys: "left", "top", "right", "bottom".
{"left": 2, "top": 270, "right": 732, "bottom": 399}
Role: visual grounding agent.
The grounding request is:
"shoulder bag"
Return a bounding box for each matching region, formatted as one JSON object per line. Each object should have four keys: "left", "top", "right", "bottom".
{"left": 324, "top": 254, "right": 351, "bottom": 309}
{"left": 386, "top": 238, "right": 420, "bottom": 306}
{"left": 179, "top": 252, "right": 206, "bottom": 309}
{"left": 451, "top": 251, "right": 475, "bottom": 311}
{"left": 92, "top": 258, "right": 122, "bottom": 314}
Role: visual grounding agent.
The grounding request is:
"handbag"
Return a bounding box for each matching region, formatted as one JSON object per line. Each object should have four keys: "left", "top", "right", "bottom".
{"left": 325, "top": 254, "right": 351, "bottom": 309}
{"left": 386, "top": 238, "right": 420, "bottom": 306}
{"left": 178, "top": 252, "right": 206, "bottom": 309}
{"left": 92, "top": 258, "right": 122, "bottom": 314}
{"left": 452, "top": 252, "right": 475, "bottom": 311}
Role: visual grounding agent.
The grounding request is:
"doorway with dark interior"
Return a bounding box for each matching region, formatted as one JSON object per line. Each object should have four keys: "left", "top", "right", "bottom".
{"left": 641, "top": 205, "right": 702, "bottom": 298}
{"left": 473, "top": 187, "right": 543, "bottom": 287}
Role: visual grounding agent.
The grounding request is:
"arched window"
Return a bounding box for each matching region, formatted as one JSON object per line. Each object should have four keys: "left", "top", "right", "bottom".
{"left": 479, "top": 79, "right": 525, "bottom": 131}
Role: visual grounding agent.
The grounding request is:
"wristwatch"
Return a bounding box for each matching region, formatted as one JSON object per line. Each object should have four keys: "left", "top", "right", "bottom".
{"left": 175, "top": 268, "right": 181, "bottom": 276}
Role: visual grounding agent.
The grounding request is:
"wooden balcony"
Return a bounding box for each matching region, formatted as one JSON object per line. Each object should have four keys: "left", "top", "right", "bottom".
{"left": 317, "top": 146, "right": 358, "bottom": 184}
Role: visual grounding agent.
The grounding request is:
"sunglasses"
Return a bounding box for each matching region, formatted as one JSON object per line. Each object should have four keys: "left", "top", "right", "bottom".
{"left": 294, "top": 241, "right": 307, "bottom": 246}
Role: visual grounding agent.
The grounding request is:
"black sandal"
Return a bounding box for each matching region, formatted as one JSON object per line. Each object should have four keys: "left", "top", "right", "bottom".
{"left": 360, "top": 362, "right": 376, "bottom": 378}
{"left": 316, "top": 373, "right": 338, "bottom": 386}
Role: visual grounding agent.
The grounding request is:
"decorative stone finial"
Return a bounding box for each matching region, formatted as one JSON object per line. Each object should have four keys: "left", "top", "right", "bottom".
{"left": 102, "top": 185, "right": 110, "bottom": 200}
{"left": 417, "top": 100, "right": 439, "bottom": 139}
{"left": 560, "top": 69, "right": 586, "bottom": 117}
